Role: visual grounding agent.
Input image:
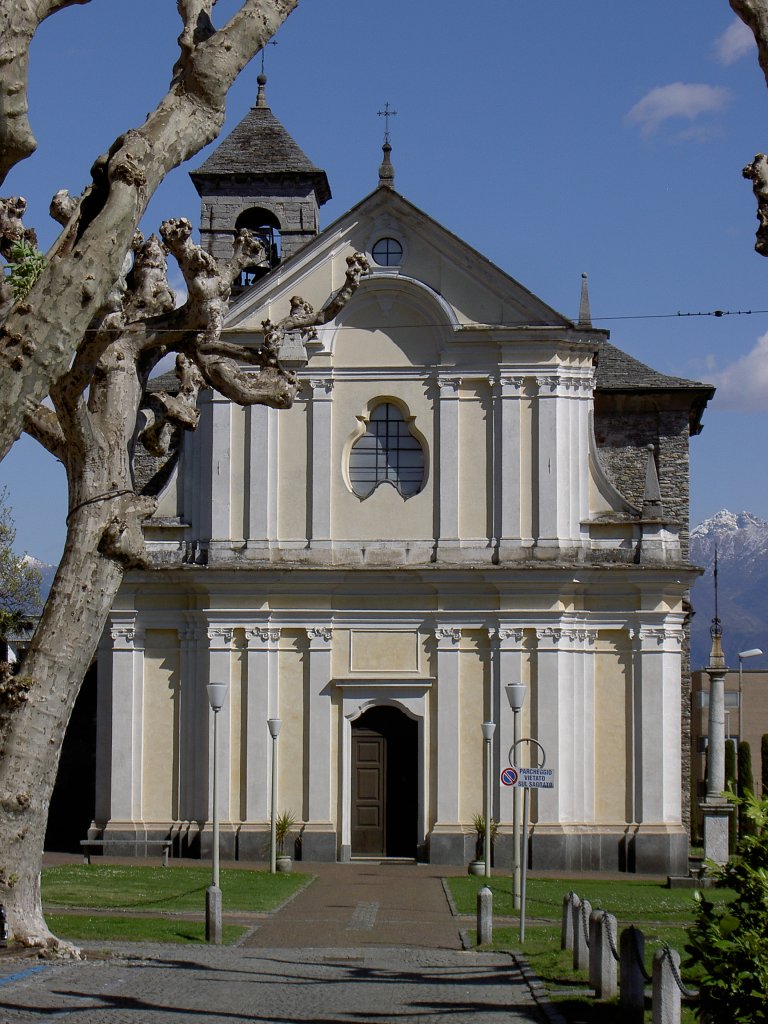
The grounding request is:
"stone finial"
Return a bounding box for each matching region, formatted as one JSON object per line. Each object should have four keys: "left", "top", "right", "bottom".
{"left": 578, "top": 272, "right": 592, "bottom": 328}
{"left": 378, "top": 141, "right": 395, "bottom": 189}
{"left": 641, "top": 444, "right": 663, "bottom": 519}
{"left": 256, "top": 72, "right": 268, "bottom": 108}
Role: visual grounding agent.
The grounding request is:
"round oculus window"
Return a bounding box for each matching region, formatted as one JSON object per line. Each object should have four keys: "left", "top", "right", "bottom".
{"left": 371, "top": 237, "right": 403, "bottom": 267}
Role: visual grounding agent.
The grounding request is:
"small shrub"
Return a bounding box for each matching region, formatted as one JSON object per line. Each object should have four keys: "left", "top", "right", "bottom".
{"left": 737, "top": 741, "right": 755, "bottom": 838}
{"left": 685, "top": 790, "right": 768, "bottom": 1023}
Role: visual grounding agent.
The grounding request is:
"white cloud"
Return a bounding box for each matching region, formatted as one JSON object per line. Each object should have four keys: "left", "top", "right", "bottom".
{"left": 709, "top": 331, "right": 768, "bottom": 410}
{"left": 715, "top": 18, "right": 755, "bottom": 66}
{"left": 625, "top": 82, "right": 731, "bottom": 137}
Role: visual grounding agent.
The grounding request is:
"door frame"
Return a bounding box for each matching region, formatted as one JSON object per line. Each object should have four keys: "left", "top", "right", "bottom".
{"left": 337, "top": 682, "right": 429, "bottom": 861}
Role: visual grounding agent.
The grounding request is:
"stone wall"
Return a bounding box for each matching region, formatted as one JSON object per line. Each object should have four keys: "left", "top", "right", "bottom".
{"left": 593, "top": 404, "right": 692, "bottom": 556}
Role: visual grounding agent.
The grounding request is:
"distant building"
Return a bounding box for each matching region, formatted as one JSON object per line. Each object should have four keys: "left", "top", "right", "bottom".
{"left": 91, "top": 80, "right": 713, "bottom": 873}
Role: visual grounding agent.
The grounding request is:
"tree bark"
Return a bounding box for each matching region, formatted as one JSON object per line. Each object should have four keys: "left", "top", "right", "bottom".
{"left": 0, "top": 0, "right": 298, "bottom": 463}
{"left": 730, "top": 1, "right": 768, "bottom": 89}
{"left": 0, "top": 508, "right": 125, "bottom": 948}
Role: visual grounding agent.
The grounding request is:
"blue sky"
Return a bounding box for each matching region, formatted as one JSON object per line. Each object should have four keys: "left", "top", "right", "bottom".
{"left": 2, "top": 0, "right": 767, "bottom": 563}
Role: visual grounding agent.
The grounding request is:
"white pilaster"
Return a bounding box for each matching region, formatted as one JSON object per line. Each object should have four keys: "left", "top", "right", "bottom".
{"left": 437, "top": 378, "right": 461, "bottom": 555}
{"left": 535, "top": 374, "right": 570, "bottom": 550}
{"left": 631, "top": 625, "right": 684, "bottom": 823}
{"left": 493, "top": 376, "right": 526, "bottom": 558}
{"left": 244, "top": 627, "right": 280, "bottom": 821}
{"left": 305, "top": 626, "right": 334, "bottom": 824}
{"left": 208, "top": 394, "right": 233, "bottom": 553}
{"left": 489, "top": 627, "right": 525, "bottom": 824}
{"left": 534, "top": 626, "right": 577, "bottom": 823}
{"left": 308, "top": 379, "right": 333, "bottom": 551}
{"left": 434, "top": 626, "right": 462, "bottom": 825}
{"left": 207, "top": 626, "right": 234, "bottom": 822}
{"left": 178, "top": 624, "right": 203, "bottom": 821}
{"left": 246, "top": 404, "right": 278, "bottom": 557}
{"left": 106, "top": 618, "right": 145, "bottom": 822}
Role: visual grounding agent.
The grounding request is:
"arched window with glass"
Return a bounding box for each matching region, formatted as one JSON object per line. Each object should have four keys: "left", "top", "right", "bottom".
{"left": 348, "top": 403, "right": 425, "bottom": 499}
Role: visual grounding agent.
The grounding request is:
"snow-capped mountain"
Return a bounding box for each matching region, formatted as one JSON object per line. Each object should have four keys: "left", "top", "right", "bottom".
{"left": 22, "top": 554, "right": 56, "bottom": 604}
{"left": 690, "top": 510, "right": 768, "bottom": 670}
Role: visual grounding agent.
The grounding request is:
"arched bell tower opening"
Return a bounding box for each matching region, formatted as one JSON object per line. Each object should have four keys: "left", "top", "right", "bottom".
{"left": 234, "top": 207, "right": 281, "bottom": 287}
{"left": 350, "top": 706, "right": 418, "bottom": 858}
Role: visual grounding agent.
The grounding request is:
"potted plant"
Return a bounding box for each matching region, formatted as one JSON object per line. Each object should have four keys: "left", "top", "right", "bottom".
{"left": 275, "top": 810, "right": 297, "bottom": 872}
{"left": 468, "top": 813, "right": 498, "bottom": 875}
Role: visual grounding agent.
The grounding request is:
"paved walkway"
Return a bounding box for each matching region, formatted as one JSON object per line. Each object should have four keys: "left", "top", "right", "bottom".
{"left": 0, "top": 859, "right": 552, "bottom": 1023}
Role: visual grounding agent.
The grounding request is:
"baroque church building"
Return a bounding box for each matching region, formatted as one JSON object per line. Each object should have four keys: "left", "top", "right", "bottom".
{"left": 93, "top": 78, "right": 713, "bottom": 874}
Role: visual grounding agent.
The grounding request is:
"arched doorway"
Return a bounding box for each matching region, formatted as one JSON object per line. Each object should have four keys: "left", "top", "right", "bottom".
{"left": 351, "top": 706, "right": 418, "bottom": 858}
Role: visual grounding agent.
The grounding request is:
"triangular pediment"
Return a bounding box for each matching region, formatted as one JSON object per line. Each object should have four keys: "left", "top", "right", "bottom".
{"left": 223, "top": 187, "right": 575, "bottom": 342}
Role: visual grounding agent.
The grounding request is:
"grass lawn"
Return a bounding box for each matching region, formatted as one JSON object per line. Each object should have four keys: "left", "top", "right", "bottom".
{"left": 42, "top": 864, "right": 310, "bottom": 913}
{"left": 46, "top": 914, "right": 248, "bottom": 945}
{"left": 448, "top": 874, "right": 732, "bottom": 922}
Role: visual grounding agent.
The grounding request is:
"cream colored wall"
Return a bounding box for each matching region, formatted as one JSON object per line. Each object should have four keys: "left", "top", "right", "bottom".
{"left": 142, "top": 630, "right": 179, "bottom": 822}
{"left": 231, "top": 405, "right": 246, "bottom": 542}
{"left": 459, "top": 635, "right": 486, "bottom": 822}
{"left": 278, "top": 635, "right": 305, "bottom": 817}
{"left": 333, "top": 298, "right": 441, "bottom": 368}
{"left": 458, "top": 386, "right": 490, "bottom": 540}
{"left": 232, "top": 635, "right": 245, "bottom": 820}
{"left": 594, "top": 632, "right": 630, "bottom": 823}
{"left": 277, "top": 400, "right": 308, "bottom": 540}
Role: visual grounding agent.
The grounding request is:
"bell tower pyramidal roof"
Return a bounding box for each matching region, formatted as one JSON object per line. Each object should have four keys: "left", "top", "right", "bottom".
{"left": 190, "top": 74, "right": 331, "bottom": 270}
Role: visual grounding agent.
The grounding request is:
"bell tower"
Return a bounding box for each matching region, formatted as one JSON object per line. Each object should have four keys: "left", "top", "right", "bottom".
{"left": 190, "top": 74, "right": 331, "bottom": 284}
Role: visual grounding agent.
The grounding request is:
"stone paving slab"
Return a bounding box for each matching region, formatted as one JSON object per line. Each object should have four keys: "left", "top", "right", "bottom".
{"left": 0, "top": 859, "right": 551, "bottom": 1022}
{"left": 244, "top": 862, "right": 463, "bottom": 950}
{"left": 0, "top": 945, "right": 545, "bottom": 1023}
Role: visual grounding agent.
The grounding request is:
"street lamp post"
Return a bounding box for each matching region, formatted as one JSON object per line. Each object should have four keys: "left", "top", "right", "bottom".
{"left": 206, "top": 681, "right": 228, "bottom": 944}
{"left": 738, "top": 649, "right": 762, "bottom": 746}
{"left": 481, "top": 721, "right": 496, "bottom": 878}
{"left": 267, "top": 718, "right": 282, "bottom": 874}
{"left": 505, "top": 683, "right": 527, "bottom": 910}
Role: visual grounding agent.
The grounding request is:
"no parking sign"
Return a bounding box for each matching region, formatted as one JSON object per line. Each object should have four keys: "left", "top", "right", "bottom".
{"left": 500, "top": 767, "right": 518, "bottom": 787}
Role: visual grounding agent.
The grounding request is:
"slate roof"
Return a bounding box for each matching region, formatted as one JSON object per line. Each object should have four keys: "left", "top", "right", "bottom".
{"left": 190, "top": 105, "right": 331, "bottom": 204}
{"left": 594, "top": 340, "right": 711, "bottom": 392}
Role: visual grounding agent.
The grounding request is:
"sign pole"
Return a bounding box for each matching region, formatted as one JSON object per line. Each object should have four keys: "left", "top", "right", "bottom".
{"left": 519, "top": 786, "right": 530, "bottom": 944}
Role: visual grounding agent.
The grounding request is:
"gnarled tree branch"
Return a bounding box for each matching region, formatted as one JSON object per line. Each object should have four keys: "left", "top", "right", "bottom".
{"left": 0, "top": 0, "right": 299, "bottom": 465}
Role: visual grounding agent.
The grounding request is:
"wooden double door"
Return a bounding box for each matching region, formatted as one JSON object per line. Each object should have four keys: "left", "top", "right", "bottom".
{"left": 351, "top": 707, "right": 418, "bottom": 858}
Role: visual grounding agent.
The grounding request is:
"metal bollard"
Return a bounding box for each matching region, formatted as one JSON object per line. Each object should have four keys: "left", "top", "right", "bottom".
{"left": 477, "top": 885, "right": 493, "bottom": 945}
{"left": 561, "top": 892, "right": 574, "bottom": 950}
{"left": 620, "top": 926, "right": 646, "bottom": 1022}
{"left": 652, "top": 947, "right": 681, "bottom": 1024}
{"left": 588, "top": 910, "right": 618, "bottom": 999}
{"left": 572, "top": 896, "right": 591, "bottom": 971}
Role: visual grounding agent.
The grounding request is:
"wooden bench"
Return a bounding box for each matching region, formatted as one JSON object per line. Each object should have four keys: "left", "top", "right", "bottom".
{"left": 80, "top": 839, "right": 172, "bottom": 867}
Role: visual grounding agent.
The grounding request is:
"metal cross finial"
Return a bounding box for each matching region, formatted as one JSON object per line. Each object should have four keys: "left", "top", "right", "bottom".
{"left": 260, "top": 39, "right": 278, "bottom": 74}
{"left": 377, "top": 102, "right": 398, "bottom": 144}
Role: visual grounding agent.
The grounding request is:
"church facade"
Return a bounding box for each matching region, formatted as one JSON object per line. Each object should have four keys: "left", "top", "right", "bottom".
{"left": 93, "top": 83, "right": 713, "bottom": 873}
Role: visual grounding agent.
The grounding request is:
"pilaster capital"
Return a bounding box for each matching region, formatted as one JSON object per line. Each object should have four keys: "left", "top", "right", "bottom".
{"left": 498, "top": 374, "right": 526, "bottom": 396}
{"left": 535, "top": 626, "right": 563, "bottom": 648}
{"left": 246, "top": 626, "right": 281, "bottom": 648}
{"left": 110, "top": 626, "right": 142, "bottom": 650}
{"left": 308, "top": 378, "right": 334, "bottom": 398}
{"left": 438, "top": 377, "right": 462, "bottom": 397}
{"left": 306, "top": 626, "right": 333, "bottom": 646}
{"left": 206, "top": 626, "right": 234, "bottom": 648}
{"left": 487, "top": 626, "right": 525, "bottom": 649}
{"left": 535, "top": 374, "right": 559, "bottom": 395}
{"left": 435, "top": 626, "right": 462, "bottom": 648}
{"left": 632, "top": 626, "right": 684, "bottom": 649}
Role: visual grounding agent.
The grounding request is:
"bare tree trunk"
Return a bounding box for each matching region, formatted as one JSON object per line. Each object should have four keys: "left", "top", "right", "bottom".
{"left": 0, "top": 509, "right": 124, "bottom": 947}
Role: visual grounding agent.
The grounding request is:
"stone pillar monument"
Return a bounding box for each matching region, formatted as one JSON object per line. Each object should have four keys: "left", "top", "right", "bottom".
{"left": 700, "top": 610, "right": 732, "bottom": 866}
